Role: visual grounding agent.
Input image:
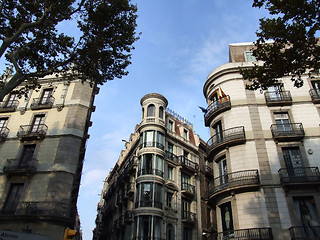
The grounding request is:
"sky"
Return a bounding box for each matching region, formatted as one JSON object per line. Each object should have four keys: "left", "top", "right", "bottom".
{"left": 76, "top": 0, "right": 270, "bottom": 239}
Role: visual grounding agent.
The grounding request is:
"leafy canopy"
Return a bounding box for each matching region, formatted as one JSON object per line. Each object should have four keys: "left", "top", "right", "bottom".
{"left": 241, "top": 0, "right": 320, "bottom": 90}
{"left": 0, "top": 0, "right": 139, "bottom": 100}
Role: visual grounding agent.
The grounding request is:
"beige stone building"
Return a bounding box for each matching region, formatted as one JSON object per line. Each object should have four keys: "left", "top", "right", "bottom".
{"left": 0, "top": 75, "right": 97, "bottom": 240}
{"left": 93, "top": 93, "right": 211, "bottom": 240}
{"left": 203, "top": 42, "right": 320, "bottom": 240}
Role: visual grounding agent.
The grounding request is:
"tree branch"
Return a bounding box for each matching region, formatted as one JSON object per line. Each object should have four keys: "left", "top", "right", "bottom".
{"left": 0, "top": 0, "right": 7, "bottom": 17}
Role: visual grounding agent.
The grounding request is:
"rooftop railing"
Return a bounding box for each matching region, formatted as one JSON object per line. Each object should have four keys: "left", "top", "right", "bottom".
{"left": 204, "top": 96, "right": 231, "bottom": 126}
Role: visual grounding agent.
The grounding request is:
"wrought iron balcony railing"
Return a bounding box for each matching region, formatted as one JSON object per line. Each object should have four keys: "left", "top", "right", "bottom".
{"left": 181, "top": 211, "right": 196, "bottom": 223}
{"left": 165, "top": 151, "right": 179, "bottom": 164}
{"left": 278, "top": 167, "right": 320, "bottom": 185}
{"left": 0, "top": 100, "right": 19, "bottom": 112}
{"left": 179, "top": 156, "right": 198, "bottom": 171}
{"left": 264, "top": 91, "right": 292, "bottom": 106}
{"left": 215, "top": 228, "right": 273, "bottom": 240}
{"left": 0, "top": 127, "right": 9, "bottom": 140}
{"left": 1, "top": 201, "right": 70, "bottom": 220}
{"left": 181, "top": 182, "right": 195, "bottom": 195}
{"left": 204, "top": 96, "right": 231, "bottom": 126}
{"left": 139, "top": 141, "right": 164, "bottom": 151}
{"left": 309, "top": 89, "right": 320, "bottom": 104}
{"left": 30, "top": 97, "right": 55, "bottom": 110}
{"left": 270, "top": 123, "right": 304, "bottom": 141}
{"left": 3, "top": 158, "right": 37, "bottom": 174}
{"left": 209, "top": 170, "right": 260, "bottom": 197}
{"left": 17, "top": 124, "right": 48, "bottom": 140}
{"left": 289, "top": 226, "right": 320, "bottom": 240}
{"left": 137, "top": 168, "right": 164, "bottom": 178}
{"left": 207, "top": 126, "right": 246, "bottom": 158}
{"left": 204, "top": 165, "right": 214, "bottom": 177}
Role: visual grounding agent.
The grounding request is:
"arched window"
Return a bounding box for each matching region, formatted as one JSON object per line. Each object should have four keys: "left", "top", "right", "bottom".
{"left": 147, "top": 104, "right": 155, "bottom": 117}
{"left": 159, "top": 106, "right": 164, "bottom": 119}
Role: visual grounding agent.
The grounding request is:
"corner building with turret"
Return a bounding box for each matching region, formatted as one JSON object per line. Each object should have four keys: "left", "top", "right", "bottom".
{"left": 93, "top": 93, "right": 212, "bottom": 240}
{"left": 203, "top": 42, "right": 320, "bottom": 240}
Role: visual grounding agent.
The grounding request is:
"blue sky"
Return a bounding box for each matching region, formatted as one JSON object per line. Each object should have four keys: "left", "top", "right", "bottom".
{"left": 77, "top": 0, "right": 269, "bottom": 239}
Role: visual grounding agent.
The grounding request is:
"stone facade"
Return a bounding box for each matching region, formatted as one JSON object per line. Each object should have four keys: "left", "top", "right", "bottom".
{"left": 203, "top": 42, "right": 320, "bottom": 240}
{"left": 0, "top": 76, "right": 97, "bottom": 240}
{"left": 93, "top": 93, "right": 210, "bottom": 240}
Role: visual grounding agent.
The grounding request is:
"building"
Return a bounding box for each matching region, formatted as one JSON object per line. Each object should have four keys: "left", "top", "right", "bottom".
{"left": 93, "top": 93, "right": 211, "bottom": 240}
{"left": 0, "top": 75, "right": 97, "bottom": 240}
{"left": 203, "top": 42, "right": 320, "bottom": 239}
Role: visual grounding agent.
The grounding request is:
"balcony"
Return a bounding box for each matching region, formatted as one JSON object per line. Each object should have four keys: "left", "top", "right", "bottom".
{"left": 3, "top": 158, "right": 37, "bottom": 175}
{"left": 1, "top": 201, "right": 70, "bottom": 221}
{"left": 204, "top": 96, "right": 231, "bottom": 127}
{"left": 137, "top": 168, "right": 164, "bottom": 178}
{"left": 179, "top": 156, "right": 198, "bottom": 173}
{"left": 181, "top": 182, "right": 195, "bottom": 198}
{"left": 0, "top": 100, "right": 19, "bottom": 113}
{"left": 278, "top": 167, "right": 320, "bottom": 187}
{"left": 17, "top": 124, "right": 48, "bottom": 140}
{"left": 165, "top": 151, "right": 179, "bottom": 164}
{"left": 270, "top": 123, "right": 304, "bottom": 142}
{"left": 309, "top": 89, "right": 320, "bottom": 104}
{"left": 265, "top": 91, "right": 292, "bottom": 106}
{"left": 30, "top": 97, "right": 55, "bottom": 110}
{"left": 139, "top": 141, "right": 164, "bottom": 151}
{"left": 289, "top": 226, "right": 320, "bottom": 240}
{"left": 181, "top": 211, "right": 196, "bottom": 225}
{"left": 215, "top": 228, "right": 273, "bottom": 240}
{"left": 204, "top": 165, "right": 214, "bottom": 178}
{"left": 0, "top": 127, "right": 9, "bottom": 141}
{"left": 209, "top": 170, "right": 260, "bottom": 200}
{"left": 207, "top": 126, "right": 246, "bottom": 159}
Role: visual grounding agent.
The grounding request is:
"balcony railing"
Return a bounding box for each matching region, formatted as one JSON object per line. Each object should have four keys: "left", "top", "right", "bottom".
{"left": 289, "top": 226, "right": 320, "bottom": 240}
{"left": 30, "top": 96, "right": 55, "bottom": 110}
{"left": 0, "top": 127, "right": 9, "bottom": 140}
{"left": 265, "top": 91, "right": 292, "bottom": 106}
{"left": 209, "top": 170, "right": 260, "bottom": 197}
{"left": 181, "top": 182, "right": 195, "bottom": 196}
{"left": 207, "top": 126, "right": 246, "bottom": 158}
{"left": 204, "top": 165, "right": 214, "bottom": 177}
{"left": 137, "top": 168, "right": 164, "bottom": 178}
{"left": 215, "top": 228, "right": 273, "bottom": 240}
{"left": 309, "top": 89, "right": 320, "bottom": 104}
{"left": 165, "top": 151, "right": 179, "bottom": 164}
{"left": 278, "top": 167, "right": 320, "bottom": 185}
{"left": 270, "top": 123, "right": 304, "bottom": 141}
{"left": 139, "top": 141, "right": 164, "bottom": 151}
{"left": 204, "top": 96, "right": 231, "bottom": 126}
{"left": 17, "top": 124, "right": 48, "bottom": 140}
{"left": 181, "top": 211, "right": 196, "bottom": 224}
{"left": 3, "top": 158, "right": 37, "bottom": 174}
{"left": 0, "top": 100, "right": 19, "bottom": 113}
{"left": 179, "top": 156, "right": 198, "bottom": 172}
{"left": 133, "top": 237, "right": 165, "bottom": 240}
{"left": 1, "top": 201, "right": 70, "bottom": 220}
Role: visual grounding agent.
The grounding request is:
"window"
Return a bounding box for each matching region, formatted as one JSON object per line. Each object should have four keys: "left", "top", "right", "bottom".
{"left": 220, "top": 202, "right": 234, "bottom": 235}
{"left": 183, "top": 227, "right": 192, "bottom": 240}
{"left": 274, "top": 112, "right": 292, "bottom": 133}
{"left": 217, "top": 156, "right": 228, "bottom": 185}
{"left": 5, "top": 93, "right": 18, "bottom": 108}
{"left": 183, "top": 129, "right": 188, "bottom": 140}
{"left": 181, "top": 173, "right": 191, "bottom": 191}
{"left": 159, "top": 106, "right": 164, "bottom": 119}
{"left": 213, "top": 121, "right": 223, "bottom": 144}
{"left": 31, "top": 114, "right": 45, "bottom": 132}
{"left": 40, "top": 88, "right": 53, "bottom": 105}
{"left": 136, "top": 216, "right": 163, "bottom": 240}
{"left": 312, "top": 80, "right": 320, "bottom": 96}
{"left": 145, "top": 130, "right": 155, "bottom": 147}
{"left": 167, "top": 224, "right": 175, "bottom": 240}
{"left": 168, "top": 166, "right": 173, "bottom": 180}
{"left": 3, "top": 183, "right": 24, "bottom": 213}
{"left": 167, "top": 192, "right": 173, "bottom": 208}
{"left": 168, "top": 142, "right": 173, "bottom": 153}
{"left": 155, "top": 155, "right": 164, "bottom": 176}
{"left": 157, "top": 132, "right": 164, "bottom": 149}
{"left": 135, "top": 182, "right": 163, "bottom": 209}
{"left": 20, "top": 144, "right": 36, "bottom": 167}
{"left": 0, "top": 117, "right": 8, "bottom": 134}
{"left": 168, "top": 120, "right": 174, "bottom": 131}
{"left": 139, "top": 154, "right": 163, "bottom": 177}
{"left": 282, "top": 147, "right": 304, "bottom": 176}
{"left": 268, "top": 85, "right": 283, "bottom": 100}
{"left": 147, "top": 104, "right": 155, "bottom": 117}
{"left": 244, "top": 51, "right": 257, "bottom": 62}
{"left": 182, "top": 198, "right": 191, "bottom": 218}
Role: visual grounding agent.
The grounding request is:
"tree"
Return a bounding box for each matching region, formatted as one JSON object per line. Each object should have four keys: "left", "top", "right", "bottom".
{"left": 0, "top": 0, "right": 139, "bottom": 101}
{"left": 241, "top": 0, "right": 320, "bottom": 90}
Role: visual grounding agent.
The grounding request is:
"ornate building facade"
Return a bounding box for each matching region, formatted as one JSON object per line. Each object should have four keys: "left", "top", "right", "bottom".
{"left": 0, "top": 75, "right": 97, "bottom": 240}
{"left": 93, "top": 93, "right": 211, "bottom": 240}
{"left": 203, "top": 42, "right": 320, "bottom": 240}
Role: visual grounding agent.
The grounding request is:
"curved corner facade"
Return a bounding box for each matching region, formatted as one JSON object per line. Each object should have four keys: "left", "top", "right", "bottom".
{"left": 203, "top": 43, "right": 320, "bottom": 240}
